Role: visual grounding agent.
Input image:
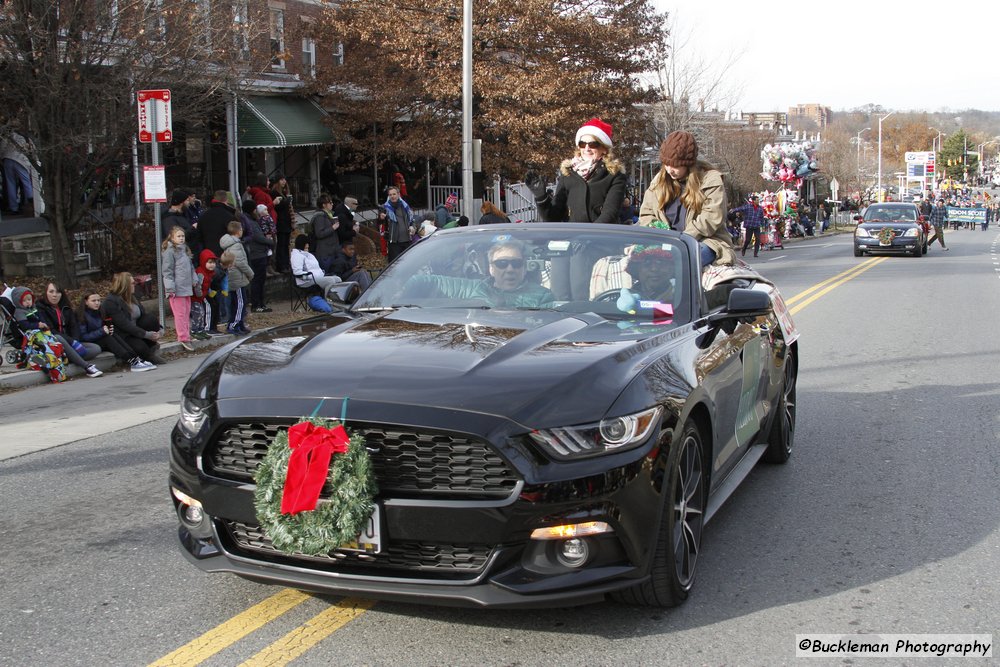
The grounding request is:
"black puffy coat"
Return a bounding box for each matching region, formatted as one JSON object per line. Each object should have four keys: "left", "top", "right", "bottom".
{"left": 536, "top": 158, "right": 627, "bottom": 224}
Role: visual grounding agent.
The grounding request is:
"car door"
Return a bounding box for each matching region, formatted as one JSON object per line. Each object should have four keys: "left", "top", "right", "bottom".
{"left": 698, "top": 314, "right": 768, "bottom": 488}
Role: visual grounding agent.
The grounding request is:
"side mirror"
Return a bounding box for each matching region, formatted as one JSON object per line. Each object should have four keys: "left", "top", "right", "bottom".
{"left": 853, "top": 215, "right": 863, "bottom": 222}
{"left": 707, "top": 288, "right": 771, "bottom": 326}
{"left": 328, "top": 282, "right": 360, "bottom": 307}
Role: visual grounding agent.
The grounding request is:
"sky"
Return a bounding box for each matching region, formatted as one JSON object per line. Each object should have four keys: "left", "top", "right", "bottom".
{"left": 653, "top": 2, "right": 1000, "bottom": 114}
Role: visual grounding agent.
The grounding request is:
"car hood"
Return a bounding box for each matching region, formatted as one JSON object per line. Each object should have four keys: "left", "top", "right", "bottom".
{"left": 858, "top": 220, "right": 919, "bottom": 229}
{"left": 214, "top": 308, "right": 692, "bottom": 427}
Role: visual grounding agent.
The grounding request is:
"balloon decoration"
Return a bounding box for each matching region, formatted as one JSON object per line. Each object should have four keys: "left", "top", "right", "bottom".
{"left": 760, "top": 142, "right": 819, "bottom": 189}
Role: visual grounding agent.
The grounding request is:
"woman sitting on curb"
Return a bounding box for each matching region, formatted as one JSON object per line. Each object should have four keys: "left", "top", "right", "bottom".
{"left": 35, "top": 281, "right": 102, "bottom": 363}
{"left": 101, "top": 272, "right": 165, "bottom": 365}
{"left": 78, "top": 292, "right": 157, "bottom": 372}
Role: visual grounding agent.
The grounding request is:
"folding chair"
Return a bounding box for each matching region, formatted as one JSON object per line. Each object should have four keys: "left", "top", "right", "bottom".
{"left": 289, "top": 272, "right": 322, "bottom": 313}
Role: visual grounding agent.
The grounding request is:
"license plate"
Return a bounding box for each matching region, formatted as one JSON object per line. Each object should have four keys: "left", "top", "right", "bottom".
{"left": 338, "top": 504, "right": 382, "bottom": 553}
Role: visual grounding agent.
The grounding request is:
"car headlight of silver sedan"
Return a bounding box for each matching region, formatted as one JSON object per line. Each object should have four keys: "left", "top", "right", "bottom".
{"left": 529, "top": 406, "right": 662, "bottom": 460}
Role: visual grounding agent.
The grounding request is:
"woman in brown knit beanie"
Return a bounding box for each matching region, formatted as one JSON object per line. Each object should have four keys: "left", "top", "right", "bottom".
{"left": 638, "top": 130, "right": 736, "bottom": 266}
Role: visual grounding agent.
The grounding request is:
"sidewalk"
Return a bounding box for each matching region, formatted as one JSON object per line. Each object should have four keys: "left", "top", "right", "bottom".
{"left": 0, "top": 274, "right": 307, "bottom": 391}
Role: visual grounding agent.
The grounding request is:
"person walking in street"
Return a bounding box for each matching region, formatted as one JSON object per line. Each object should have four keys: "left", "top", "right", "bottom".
{"left": 927, "top": 198, "right": 949, "bottom": 250}
{"left": 161, "top": 225, "right": 201, "bottom": 351}
{"left": 730, "top": 195, "right": 766, "bottom": 257}
{"left": 638, "top": 130, "right": 735, "bottom": 267}
{"left": 384, "top": 186, "right": 414, "bottom": 263}
{"left": 524, "top": 117, "right": 627, "bottom": 299}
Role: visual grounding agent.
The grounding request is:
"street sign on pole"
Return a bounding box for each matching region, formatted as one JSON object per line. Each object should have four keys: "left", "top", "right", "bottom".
{"left": 138, "top": 89, "right": 172, "bottom": 143}
{"left": 142, "top": 166, "right": 167, "bottom": 203}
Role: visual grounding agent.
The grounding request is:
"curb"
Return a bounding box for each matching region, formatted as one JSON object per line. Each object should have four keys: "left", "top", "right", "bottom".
{"left": 0, "top": 334, "right": 235, "bottom": 391}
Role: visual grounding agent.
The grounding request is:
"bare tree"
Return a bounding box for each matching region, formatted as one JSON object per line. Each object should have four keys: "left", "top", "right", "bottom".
{"left": 308, "top": 0, "right": 668, "bottom": 180}
{"left": 646, "top": 11, "right": 745, "bottom": 141}
{"left": 0, "top": 0, "right": 269, "bottom": 287}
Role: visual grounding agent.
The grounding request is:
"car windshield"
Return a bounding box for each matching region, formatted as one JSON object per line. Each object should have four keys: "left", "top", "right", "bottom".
{"left": 353, "top": 225, "right": 693, "bottom": 325}
{"left": 864, "top": 207, "right": 916, "bottom": 223}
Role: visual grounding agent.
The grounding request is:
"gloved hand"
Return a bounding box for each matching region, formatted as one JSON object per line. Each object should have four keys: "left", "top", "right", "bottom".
{"left": 524, "top": 171, "right": 548, "bottom": 201}
{"left": 208, "top": 289, "right": 217, "bottom": 298}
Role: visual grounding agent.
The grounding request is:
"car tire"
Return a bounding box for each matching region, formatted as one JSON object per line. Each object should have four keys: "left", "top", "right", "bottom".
{"left": 911, "top": 244, "right": 922, "bottom": 257}
{"left": 763, "top": 349, "right": 796, "bottom": 464}
{"left": 854, "top": 247, "right": 863, "bottom": 257}
{"left": 613, "top": 420, "right": 705, "bottom": 607}
{"left": 922, "top": 240, "right": 928, "bottom": 255}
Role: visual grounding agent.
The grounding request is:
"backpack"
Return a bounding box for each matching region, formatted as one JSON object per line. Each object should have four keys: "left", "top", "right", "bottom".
{"left": 23, "top": 329, "right": 68, "bottom": 383}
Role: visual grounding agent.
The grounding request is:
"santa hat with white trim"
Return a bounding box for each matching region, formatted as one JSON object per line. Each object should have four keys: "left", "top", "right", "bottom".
{"left": 575, "top": 118, "right": 613, "bottom": 148}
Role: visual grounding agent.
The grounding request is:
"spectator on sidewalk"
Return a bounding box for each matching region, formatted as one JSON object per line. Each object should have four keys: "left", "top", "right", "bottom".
{"left": 13, "top": 287, "right": 103, "bottom": 377}
{"left": 329, "top": 240, "right": 373, "bottom": 291}
{"left": 290, "top": 234, "right": 342, "bottom": 299}
{"left": 78, "top": 292, "right": 156, "bottom": 371}
{"left": 270, "top": 175, "right": 294, "bottom": 273}
{"left": 384, "top": 186, "right": 414, "bottom": 263}
{"left": 101, "top": 272, "right": 165, "bottom": 364}
{"left": 335, "top": 196, "right": 359, "bottom": 247}
{"left": 246, "top": 172, "right": 277, "bottom": 222}
{"left": 192, "top": 249, "right": 219, "bottom": 338}
{"left": 220, "top": 221, "right": 254, "bottom": 334}
{"left": 161, "top": 226, "right": 201, "bottom": 352}
{"left": 479, "top": 199, "right": 510, "bottom": 225}
{"left": 199, "top": 190, "right": 239, "bottom": 256}
{"left": 240, "top": 201, "right": 274, "bottom": 313}
{"left": 311, "top": 194, "right": 341, "bottom": 274}
{"left": 35, "top": 281, "right": 101, "bottom": 363}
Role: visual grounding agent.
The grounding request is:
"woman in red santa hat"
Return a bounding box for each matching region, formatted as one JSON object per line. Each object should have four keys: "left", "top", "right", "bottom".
{"left": 525, "top": 117, "right": 628, "bottom": 300}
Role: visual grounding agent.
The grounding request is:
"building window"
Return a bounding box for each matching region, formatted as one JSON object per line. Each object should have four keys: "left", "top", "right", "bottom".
{"left": 270, "top": 9, "right": 285, "bottom": 69}
{"left": 332, "top": 41, "right": 344, "bottom": 67}
{"left": 233, "top": 0, "right": 249, "bottom": 61}
{"left": 301, "top": 38, "right": 316, "bottom": 77}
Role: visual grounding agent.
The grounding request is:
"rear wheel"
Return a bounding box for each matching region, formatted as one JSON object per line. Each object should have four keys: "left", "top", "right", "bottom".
{"left": 763, "top": 349, "right": 797, "bottom": 463}
{"left": 613, "top": 420, "right": 705, "bottom": 607}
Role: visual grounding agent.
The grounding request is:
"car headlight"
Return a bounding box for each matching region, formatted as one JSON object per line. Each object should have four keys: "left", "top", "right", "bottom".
{"left": 529, "top": 406, "right": 662, "bottom": 460}
{"left": 855, "top": 228, "right": 871, "bottom": 237}
{"left": 902, "top": 228, "right": 919, "bottom": 237}
{"left": 178, "top": 395, "right": 210, "bottom": 439}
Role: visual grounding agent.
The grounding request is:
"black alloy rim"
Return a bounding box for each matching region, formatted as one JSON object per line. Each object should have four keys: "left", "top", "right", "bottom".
{"left": 673, "top": 433, "right": 704, "bottom": 587}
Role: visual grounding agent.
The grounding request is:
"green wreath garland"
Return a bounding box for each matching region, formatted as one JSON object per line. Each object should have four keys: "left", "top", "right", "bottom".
{"left": 878, "top": 227, "right": 897, "bottom": 244}
{"left": 253, "top": 418, "right": 378, "bottom": 556}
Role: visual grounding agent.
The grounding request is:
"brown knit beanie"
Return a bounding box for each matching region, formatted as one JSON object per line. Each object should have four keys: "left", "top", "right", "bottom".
{"left": 660, "top": 131, "right": 698, "bottom": 167}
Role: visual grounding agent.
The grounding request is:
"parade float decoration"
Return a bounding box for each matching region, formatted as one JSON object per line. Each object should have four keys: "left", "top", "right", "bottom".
{"left": 254, "top": 401, "right": 377, "bottom": 556}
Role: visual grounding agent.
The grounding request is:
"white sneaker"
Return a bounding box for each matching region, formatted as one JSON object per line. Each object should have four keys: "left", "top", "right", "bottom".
{"left": 85, "top": 365, "right": 103, "bottom": 378}
{"left": 130, "top": 359, "right": 156, "bottom": 372}
{"left": 180, "top": 341, "right": 195, "bottom": 352}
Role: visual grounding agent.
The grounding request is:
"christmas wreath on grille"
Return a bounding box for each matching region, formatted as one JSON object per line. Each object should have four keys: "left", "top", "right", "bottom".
{"left": 878, "top": 227, "right": 897, "bottom": 245}
{"left": 253, "top": 409, "right": 377, "bottom": 556}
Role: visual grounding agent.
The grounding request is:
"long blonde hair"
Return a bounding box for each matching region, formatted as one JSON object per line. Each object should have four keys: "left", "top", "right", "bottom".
{"left": 651, "top": 160, "right": 715, "bottom": 217}
{"left": 161, "top": 225, "right": 191, "bottom": 255}
{"left": 109, "top": 272, "right": 135, "bottom": 304}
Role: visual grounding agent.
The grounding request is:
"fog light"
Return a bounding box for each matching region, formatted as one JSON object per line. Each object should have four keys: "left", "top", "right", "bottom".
{"left": 556, "top": 538, "right": 590, "bottom": 568}
{"left": 183, "top": 505, "right": 204, "bottom": 524}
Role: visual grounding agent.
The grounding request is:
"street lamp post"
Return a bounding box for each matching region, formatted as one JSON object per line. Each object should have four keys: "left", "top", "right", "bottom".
{"left": 877, "top": 111, "right": 894, "bottom": 202}
{"left": 929, "top": 126, "right": 943, "bottom": 153}
{"left": 856, "top": 127, "right": 871, "bottom": 191}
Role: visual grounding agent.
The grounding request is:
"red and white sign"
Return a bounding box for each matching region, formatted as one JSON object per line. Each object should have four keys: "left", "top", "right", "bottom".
{"left": 142, "top": 165, "right": 167, "bottom": 202}
{"left": 138, "top": 89, "right": 172, "bottom": 143}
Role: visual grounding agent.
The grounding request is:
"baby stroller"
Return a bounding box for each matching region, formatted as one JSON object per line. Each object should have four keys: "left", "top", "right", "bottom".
{"left": 0, "top": 295, "right": 28, "bottom": 367}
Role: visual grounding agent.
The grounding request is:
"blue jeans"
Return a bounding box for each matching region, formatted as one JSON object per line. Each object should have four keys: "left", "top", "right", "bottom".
{"left": 699, "top": 243, "right": 717, "bottom": 267}
{"left": 3, "top": 158, "right": 32, "bottom": 211}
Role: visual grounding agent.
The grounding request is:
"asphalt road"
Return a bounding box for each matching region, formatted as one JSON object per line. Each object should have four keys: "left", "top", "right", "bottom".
{"left": 2, "top": 228, "right": 998, "bottom": 665}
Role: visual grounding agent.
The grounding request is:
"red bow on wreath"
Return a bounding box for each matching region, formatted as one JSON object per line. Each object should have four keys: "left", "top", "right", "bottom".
{"left": 280, "top": 421, "right": 350, "bottom": 515}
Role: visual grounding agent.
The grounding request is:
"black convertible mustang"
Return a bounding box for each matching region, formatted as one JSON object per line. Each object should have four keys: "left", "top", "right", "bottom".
{"left": 170, "top": 223, "right": 799, "bottom": 608}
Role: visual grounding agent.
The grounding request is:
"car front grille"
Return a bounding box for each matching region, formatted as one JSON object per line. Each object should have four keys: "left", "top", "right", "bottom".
{"left": 205, "top": 422, "right": 520, "bottom": 499}
{"left": 223, "top": 520, "right": 494, "bottom": 575}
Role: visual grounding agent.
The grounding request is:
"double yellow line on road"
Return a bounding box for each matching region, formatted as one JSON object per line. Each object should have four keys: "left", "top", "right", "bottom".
{"left": 784, "top": 256, "right": 887, "bottom": 315}
{"left": 149, "top": 590, "right": 374, "bottom": 667}
{"left": 150, "top": 256, "right": 887, "bottom": 667}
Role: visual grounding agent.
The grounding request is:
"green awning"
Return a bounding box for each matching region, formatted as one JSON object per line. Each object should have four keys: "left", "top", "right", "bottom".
{"left": 238, "top": 96, "right": 333, "bottom": 149}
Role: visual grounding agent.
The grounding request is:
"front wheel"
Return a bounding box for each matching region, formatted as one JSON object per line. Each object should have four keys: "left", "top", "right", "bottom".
{"left": 854, "top": 247, "right": 864, "bottom": 257}
{"left": 613, "top": 420, "right": 705, "bottom": 607}
{"left": 763, "top": 349, "right": 797, "bottom": 463}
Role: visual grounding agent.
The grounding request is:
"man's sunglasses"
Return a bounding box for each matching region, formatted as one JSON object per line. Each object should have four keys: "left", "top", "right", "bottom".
{"left": 578, "top": 141, "right": 604, "bottom": 149}
{"left": 491, "top": 259, "right": 524, "bottom": 269}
